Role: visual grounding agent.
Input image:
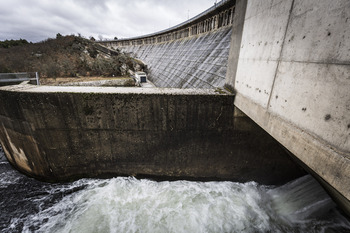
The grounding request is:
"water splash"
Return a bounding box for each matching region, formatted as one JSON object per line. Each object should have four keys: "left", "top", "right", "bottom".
{"left": 1, "top": 146, "right": 349, "bottom": 233}
{"left": 1, "top": 176, "right": 346, "bottom": 233}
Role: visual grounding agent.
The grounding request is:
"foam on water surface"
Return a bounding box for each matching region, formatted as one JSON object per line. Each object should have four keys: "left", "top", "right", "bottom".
{"left": 1, "top": 148, "right": 349, "bottom": 233}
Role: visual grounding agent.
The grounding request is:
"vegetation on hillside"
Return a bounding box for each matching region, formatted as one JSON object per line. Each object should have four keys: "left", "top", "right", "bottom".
{"left": 0, "top": 35, "right": 144, "bottom": 78}
{"left": 0, "top": 39, "right": 29, "bottom": 48}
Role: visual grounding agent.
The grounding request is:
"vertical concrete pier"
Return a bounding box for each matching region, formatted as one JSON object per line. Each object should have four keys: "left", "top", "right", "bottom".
{"left": 225, "top": 0, "right": 350, "bottom": 215}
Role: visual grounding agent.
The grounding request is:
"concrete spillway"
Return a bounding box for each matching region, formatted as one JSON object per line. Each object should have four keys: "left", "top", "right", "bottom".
{"left": 101, "top": 0, "right": 236, "bottom": 89}
{"left": 117, "top": 27, "right": 232, "bottom": 89}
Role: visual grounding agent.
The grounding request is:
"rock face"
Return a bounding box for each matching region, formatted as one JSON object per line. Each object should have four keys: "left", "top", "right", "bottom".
{"left": 0, "top": 35, "right": 145, "bottom": 78}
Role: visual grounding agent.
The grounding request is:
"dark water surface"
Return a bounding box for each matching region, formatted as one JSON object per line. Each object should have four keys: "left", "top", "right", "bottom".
{"left": 1, "top": 146, "right": 350, "bottom": 232}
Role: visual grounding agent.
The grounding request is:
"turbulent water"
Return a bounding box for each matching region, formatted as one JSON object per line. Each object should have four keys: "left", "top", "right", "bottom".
{"left": 1, "top": 147, "right": 349, "bottom": 233}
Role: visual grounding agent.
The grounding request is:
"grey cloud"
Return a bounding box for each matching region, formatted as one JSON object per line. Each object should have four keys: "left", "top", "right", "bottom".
{"left": 0, "top": 0, "right": 215, "bottom": 42}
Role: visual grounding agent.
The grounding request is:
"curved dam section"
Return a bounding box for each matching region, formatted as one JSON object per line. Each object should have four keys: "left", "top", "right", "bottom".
{"left": 111, "top": 27, "right": 232, "bottom": 89}
{"left": 101, "top": 1, "right": 235, "bottom": 89}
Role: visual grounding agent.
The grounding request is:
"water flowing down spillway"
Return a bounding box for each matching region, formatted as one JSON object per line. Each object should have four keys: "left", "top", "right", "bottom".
{"left": 116, "top": 27, "right": 233, "bottom": 89}
{"left": 1, "top": 148, "right": 350, "bottom": 233}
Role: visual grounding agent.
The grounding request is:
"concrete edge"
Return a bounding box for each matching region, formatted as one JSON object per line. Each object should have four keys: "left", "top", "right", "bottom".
{"left": 0, "top": 84, "right": 233, "bottom": 96}
{"left": 234, "top": 92, "right": 350, "bottom": 209}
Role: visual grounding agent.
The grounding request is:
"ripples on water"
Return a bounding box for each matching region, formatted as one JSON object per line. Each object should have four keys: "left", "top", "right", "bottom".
{"left": 1, "top": 147, "right": 349, "bottom": 233}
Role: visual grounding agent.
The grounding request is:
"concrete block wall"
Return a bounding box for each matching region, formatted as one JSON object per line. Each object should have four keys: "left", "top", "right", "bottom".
{"left": 226, "top": 0, "right": 350, "bottom": 214}
{"left": 0, "top": 85, "right": 304, "bottom": 183}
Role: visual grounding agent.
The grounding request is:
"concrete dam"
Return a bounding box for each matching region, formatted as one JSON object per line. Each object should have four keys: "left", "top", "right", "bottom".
{"left": 102, "top": 1, "right": 234, "bottom": 89}
{"left": 0, "top": 0, "right": 349, "bottom": 216}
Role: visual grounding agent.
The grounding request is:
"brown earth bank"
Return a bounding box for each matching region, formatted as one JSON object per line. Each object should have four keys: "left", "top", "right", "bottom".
{"left": 0, "top": 35, "right": 145, "bottom": 78}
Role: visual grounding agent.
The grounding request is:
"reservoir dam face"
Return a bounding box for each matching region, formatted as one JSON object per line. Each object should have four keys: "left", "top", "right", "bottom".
{"left": 110, "top": 27, "right": 233, "bottom": 89}
{"left": 1, "top": 0, "right": 350, "bottom": 231}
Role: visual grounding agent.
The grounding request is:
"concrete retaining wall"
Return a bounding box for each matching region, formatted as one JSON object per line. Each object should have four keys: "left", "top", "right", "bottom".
{"left": 0, "top": 84, "right": 304, "bottom": 183}
{"left": 226, "top": 0, "right": 350, "bottom": 214}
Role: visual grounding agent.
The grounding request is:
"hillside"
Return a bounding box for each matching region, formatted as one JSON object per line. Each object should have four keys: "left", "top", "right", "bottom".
{"left": 0, "top": 35, "right": 144, "bottom": 78}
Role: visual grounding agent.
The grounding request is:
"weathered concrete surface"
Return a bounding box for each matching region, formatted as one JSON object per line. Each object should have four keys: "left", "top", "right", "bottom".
{"left": 224, "top": 0, "right": 247, "bottom": 89}
{"left": 0, "top": 84, "right": 305, "bottom": 183}
{"left": 58, "top": 78, "right": 136, "bottom": 87}
{"left": 225, "top": 0, "right": 350, "bottom": 214}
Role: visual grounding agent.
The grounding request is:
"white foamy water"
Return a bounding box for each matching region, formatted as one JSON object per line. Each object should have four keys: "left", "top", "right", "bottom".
{"left": 8, "top": 176, "right": 347, "bottom": 233}
{"left": 1, "top": 147, "right": 350, "bottom": 233}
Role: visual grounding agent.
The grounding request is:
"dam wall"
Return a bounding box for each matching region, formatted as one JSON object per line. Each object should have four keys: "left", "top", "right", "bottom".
{"left": 1, "top": 0, "right": 348, "bottom": 214}
{"left": 100, "top": 1, "right": 235, "bottom": 88}
{"left": 0, "top": 84, "right": 304, "bottom": 183}
{"left": 0, "top": 0, "right": 306, "bottom": 185}
{"left": 225, "top": 0, "right": 350, "bottom": 213}
{"left": 110, "top": 27, "right": 232, "bottom": 88}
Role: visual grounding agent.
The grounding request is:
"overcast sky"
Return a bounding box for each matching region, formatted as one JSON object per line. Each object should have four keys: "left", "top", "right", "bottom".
{"left": 0, "top": 0, "right": 217, "bottom": 42}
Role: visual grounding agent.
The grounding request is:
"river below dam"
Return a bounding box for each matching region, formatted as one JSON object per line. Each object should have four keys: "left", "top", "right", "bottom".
{"left": 1, "top": 146, "right": 350, "bottom": 232}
